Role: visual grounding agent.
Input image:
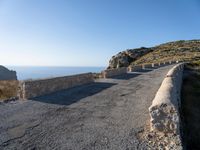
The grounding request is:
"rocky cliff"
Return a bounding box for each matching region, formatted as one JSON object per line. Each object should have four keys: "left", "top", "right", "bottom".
{"left": 0, "top": 65, "right": 17, "bottom": 80}
{"left": 108, "top": 40, "right": 200, "bottom": 68}
{"left": 108, "top": 47, "right": 152, "bottom": 69}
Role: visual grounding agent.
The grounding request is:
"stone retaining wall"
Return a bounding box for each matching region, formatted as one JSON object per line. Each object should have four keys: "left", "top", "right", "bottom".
{"left": 165, "top": 62, "right": 170, "bottom": 65}
{"left": 102, "top": 60, "right": 179, "bottom": 77}
{"left": 161, "top": 62, "right": 165, "bottom": 65}
{"left": 19, "top": 73, "right": 94, "bottom": 99}
{"left": 153, "top": 63, "right": 159, "bottom": 67}
{"left": 101, "top": 67, "right": 127, "bottom": 78}
{"left": 143, "top": 63, "right": 153, "bottom": 69}
{"left": 128, "top": 65, "right": 142, "bottom": 72}
{"left": 149, "top": 63, "right": 184, "bottom": 134}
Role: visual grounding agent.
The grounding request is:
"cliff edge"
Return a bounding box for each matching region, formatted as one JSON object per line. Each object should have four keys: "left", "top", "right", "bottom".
{"left": 0, "top": 65, "right": 17, "bottom": 80}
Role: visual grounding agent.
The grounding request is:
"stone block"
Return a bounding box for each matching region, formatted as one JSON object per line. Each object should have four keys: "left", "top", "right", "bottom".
{"left": 102, "top": 67, "right": 127, "bottom": 78}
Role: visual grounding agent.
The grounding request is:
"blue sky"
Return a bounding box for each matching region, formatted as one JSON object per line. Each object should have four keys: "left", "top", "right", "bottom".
{"left": 0, "top": 0, "right": 200, "bottom": 66}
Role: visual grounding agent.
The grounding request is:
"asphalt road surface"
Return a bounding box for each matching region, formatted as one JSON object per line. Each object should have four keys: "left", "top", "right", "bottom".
{"left": 0, "top": 65, "right": 174, "bottom": 150}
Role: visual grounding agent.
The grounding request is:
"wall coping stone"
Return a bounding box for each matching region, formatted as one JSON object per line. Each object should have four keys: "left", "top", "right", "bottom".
{"left": 149, "top": 63, "right": 184, "bottom": 135}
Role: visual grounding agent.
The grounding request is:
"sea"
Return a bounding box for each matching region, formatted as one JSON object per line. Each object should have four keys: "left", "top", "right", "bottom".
{"left": 6, "top": 66, "right": 106, "bottom": 80}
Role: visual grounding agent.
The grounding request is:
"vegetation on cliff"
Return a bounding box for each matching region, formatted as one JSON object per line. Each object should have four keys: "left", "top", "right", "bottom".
{"left": 108, "top": 40, "right": 200, "bottom": 69}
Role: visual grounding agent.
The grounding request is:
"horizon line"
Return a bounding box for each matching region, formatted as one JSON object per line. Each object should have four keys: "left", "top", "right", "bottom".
{"left": 5, "top": 65, "right": 106, "bottom": 68}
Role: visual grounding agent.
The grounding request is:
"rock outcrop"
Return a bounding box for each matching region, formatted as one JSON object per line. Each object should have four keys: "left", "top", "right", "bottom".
{"left": 0, "top": 65, "right": 17, "bottom": 80}
{"left": 108, "top": 47, "right": 152, "bottom": 69}
{"left": 108, "top": 40, "right": 200, "bottom": 68}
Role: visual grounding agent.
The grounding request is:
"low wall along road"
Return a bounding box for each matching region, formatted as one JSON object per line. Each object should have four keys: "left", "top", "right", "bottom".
{"left": 101, "top": 61, "right": 182, "bottom": 78}
{"left": 101, "top": 67, "right": 127, "bottom": 78}
{"left": 149, "top": 63, "right": 184, "bottom": 135}
{"left": 0, "top": 61, "right": 183, "bottom": 101}
{"left": 130, "top": 65, "right": 143, "bottom": 71}
{"left": 142, "top": 64, "right": 152, "bottom": 69}
{"left": 18, "top": 61, "right": 180, "bottom": 100}
{"left": 19, "top": 73, "right": 94, "bottom": 99}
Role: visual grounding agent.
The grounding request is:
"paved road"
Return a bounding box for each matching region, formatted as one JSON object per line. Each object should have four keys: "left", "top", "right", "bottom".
{"left": 0, "top": 65, "right": 174, "bottom": 150}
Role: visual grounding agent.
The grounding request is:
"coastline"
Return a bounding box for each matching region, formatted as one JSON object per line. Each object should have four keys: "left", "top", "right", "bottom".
{"left": 5, "top": 66, "right": 105, "bottom": 80}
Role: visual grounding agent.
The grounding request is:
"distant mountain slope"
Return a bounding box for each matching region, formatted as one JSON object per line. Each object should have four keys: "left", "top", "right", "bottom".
{"left": 108, "top": 40, "right": 200, "bottom": 69}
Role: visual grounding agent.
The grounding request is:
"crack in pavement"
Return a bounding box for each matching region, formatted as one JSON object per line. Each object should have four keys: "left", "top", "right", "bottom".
{"left": 0, "top": 123, "right": 41, "bottom": 147}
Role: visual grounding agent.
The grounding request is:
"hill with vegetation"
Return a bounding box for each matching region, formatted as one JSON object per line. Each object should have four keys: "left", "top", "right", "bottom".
{"left": 108, "top": 40, "right": 200, "bottom": 69}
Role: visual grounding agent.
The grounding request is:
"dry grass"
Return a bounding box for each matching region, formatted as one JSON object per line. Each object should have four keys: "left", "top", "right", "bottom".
{"left": 133, "top": 51, "right": 200, "bottom": 65}
{"left": 130, "top": 40, "right": 200, "bottom": 65}
{"left": 0, "top": 80, "right": 18, "bottom": 100}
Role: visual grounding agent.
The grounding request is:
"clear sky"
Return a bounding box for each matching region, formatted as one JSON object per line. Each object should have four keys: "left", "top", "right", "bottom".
{"left": 0, "top": 0, "right": 200, "bottom": 66}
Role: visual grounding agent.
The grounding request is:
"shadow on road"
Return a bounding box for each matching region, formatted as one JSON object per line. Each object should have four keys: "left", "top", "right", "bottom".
{"left": 31, "top": 82, "right": 116, "bottom": 105}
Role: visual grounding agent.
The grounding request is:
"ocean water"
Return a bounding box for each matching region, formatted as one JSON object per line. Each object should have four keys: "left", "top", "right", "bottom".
{"left": 6, "top": 66, "right": 106, "bottom": 80}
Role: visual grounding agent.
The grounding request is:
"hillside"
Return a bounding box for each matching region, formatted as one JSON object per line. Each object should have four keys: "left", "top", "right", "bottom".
{"left": 108, "top": 40, "right": 200, "bottom": 69}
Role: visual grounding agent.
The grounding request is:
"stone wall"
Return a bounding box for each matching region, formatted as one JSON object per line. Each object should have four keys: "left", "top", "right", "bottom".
{"left": 161, "top": 62, "right": 166, "bottom": 65}
{"left": 129, "top": 61, "right": 180, "bottom": 72}
{"left": 154, "top": 63, "right": 160, "bottom": 67}
{"left": 142, "top": 63, "right": 153, "bottom": 69}
{"left": 0, "top": 65, "right": 17, "bottom": 80}
{"left": 101, "top": 67, "right": 127, "bottom": 78}
{"left": 149, "top": 63, "right": 184, "bottom": 134}
{"left": 130, "top": 65, "right": 143, "bottom": 71}
{"left": 19, "top": 73, "right": 94, "bottom": 99}
{"left": 104, "top": 61, "right": 180, "bottom": 76}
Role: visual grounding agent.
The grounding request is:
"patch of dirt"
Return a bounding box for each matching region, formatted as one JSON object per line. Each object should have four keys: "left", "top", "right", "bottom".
{"left": 136, "top": 120, "right": 182, "bottom": 150}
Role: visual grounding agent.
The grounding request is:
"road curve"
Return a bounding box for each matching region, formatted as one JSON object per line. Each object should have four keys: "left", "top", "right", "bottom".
{"left": 0, "top": 65, "right": 174, "bottom": 150}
